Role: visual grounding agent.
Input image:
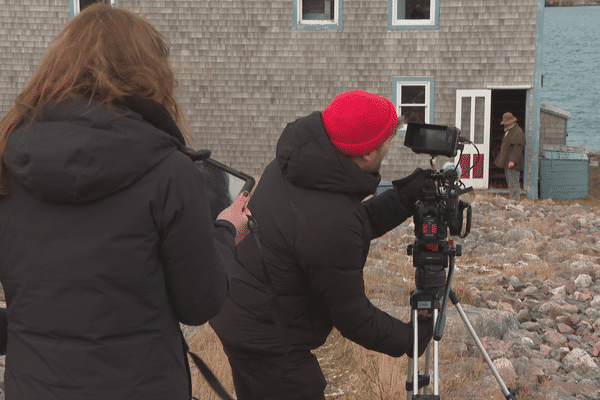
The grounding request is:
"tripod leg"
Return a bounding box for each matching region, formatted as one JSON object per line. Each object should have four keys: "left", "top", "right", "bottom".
{"left": 432, "top": 308, "right": 438, "bottom": 395}
{"left": 407, "top": 308, "right": 429, "bottom": 399}
{"left": 406, "top": 357, "right": 413, "bottom": 400}
{"left": 407, "top": 308, "right": 438, "bottom": 399}
{"left": 406, "top": 344, "right": 433, "bottom": 399}
{"left": 406, "top": 307, "right": 419, "bottom": 400}
{"left": 452, "top": 299, "right": 519, "bottom": 399}
{"left": 423, "top": 343, "right": 431, "bottom": 395}
{"left": 412, "top": 308, "right": 419, "bottom": 394}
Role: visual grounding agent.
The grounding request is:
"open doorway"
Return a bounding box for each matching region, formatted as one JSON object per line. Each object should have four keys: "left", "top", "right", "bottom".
{"left": 489, "top": 89, "right": 527, "bottom": 190}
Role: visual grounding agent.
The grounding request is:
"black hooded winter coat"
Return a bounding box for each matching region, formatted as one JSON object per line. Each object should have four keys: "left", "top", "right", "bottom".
{"left": 210, "top": 112, "right": 415, "bottom": 357}
{"left": 0, "top": 100, "right": 235, "bottom": 399}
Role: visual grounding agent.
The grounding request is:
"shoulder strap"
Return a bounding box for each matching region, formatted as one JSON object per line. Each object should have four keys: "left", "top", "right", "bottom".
{"left": 187, "top": 216, "right": 290, "bottom": 400}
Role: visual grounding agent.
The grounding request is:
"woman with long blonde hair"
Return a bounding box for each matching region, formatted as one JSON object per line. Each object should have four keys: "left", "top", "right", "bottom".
{"left": 0, "top": 4, "right": 249, "bottom": 399}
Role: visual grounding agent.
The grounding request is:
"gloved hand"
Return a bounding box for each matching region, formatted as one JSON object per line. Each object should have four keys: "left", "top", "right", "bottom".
{"left": 407, "top": 311, "right": 434, "bottom": 358}
{"left": 392, "top": 168, "right": 435, "bottom": 214}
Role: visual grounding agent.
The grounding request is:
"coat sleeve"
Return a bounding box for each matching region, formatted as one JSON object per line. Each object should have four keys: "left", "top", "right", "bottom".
{"left": 507, "top": 127, "right": 526, "bottom": 169}
{"left": 155, "top": 152, "right": 236, "bottom": 326}
{"left": 297, "top": 215, "right": 413, "bottom": 357}
{"left": 362, "top": 188, "right": 413, "bottom": 239}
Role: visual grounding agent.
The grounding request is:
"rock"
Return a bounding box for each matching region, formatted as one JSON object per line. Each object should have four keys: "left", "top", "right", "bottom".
{"left": 574, "top": 274, "right": 594, "bottom": 290}
{"left": 562, "top": 348, "right": 599, "bottom": 373}
{"left": 493, "top": 357, "right": 518, "bottom": 386}
{"left": 443, "top": 305, "right": 520, "bottom": 342}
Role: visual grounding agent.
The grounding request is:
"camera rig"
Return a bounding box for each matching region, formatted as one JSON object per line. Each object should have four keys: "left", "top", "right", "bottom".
{"left": 402, "top": 123, "right": 519, "bottom": 400}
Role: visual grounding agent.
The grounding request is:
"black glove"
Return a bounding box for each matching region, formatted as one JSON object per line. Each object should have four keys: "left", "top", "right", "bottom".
{"left": 407, "top": 313, "right": 433, "bottom": 359}
{"left": 392, "top": 168, "right": 435, "bottom": 214}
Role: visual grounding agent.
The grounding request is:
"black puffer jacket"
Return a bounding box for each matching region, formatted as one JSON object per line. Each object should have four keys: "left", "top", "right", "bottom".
{"left": 210, "top": 112, "right": 414, "bottom": 356}
{"left": 0, "top": 100, "right": 235, "bottom": 399}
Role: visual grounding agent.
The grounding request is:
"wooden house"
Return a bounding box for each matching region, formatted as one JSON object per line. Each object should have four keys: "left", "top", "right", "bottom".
{"left": 1, "top": 0, "right": 550, "bottom": 198}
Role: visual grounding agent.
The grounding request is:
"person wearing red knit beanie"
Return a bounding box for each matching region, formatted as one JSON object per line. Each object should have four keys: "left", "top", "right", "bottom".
{"left": 210, "top": 90, "right": 433, "bottom": 400}
{"left": 321, "top": 90, "right": 398, "bottom": 174}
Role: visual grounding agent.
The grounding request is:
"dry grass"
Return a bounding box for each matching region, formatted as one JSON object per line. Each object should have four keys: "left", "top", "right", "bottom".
{"left": 189, "top": 157, "right": 600, "bottom": 399}
{"left": 188, "top": 327, "right": 235, "bottom": 400}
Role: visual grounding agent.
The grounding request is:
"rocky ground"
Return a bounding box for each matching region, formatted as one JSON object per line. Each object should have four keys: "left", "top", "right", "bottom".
{"left": 361, "top": 193, "right": 600, "bottom": 399}
{"left": 2, "top": 158, "right": 599, "bottom": 399}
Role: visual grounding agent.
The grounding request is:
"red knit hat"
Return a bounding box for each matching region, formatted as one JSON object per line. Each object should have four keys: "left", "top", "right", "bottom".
{"left": 322, "top": 90, "right": 397, "bottom": 157}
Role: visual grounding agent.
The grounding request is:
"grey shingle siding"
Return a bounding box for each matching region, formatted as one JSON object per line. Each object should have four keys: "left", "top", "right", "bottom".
{"left": 540, "top": 111, "right": 568, "bottom": 148}
{"left": 0, "top": 1, "right": 69, "bottom": 117}
{"left": 1, "top": 0, "right": 540, "bottom": 182}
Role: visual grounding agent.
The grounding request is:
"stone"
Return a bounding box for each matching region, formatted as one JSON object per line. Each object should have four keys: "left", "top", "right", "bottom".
{"left": 562, "top": 348, "right": 599, "bottom": 373}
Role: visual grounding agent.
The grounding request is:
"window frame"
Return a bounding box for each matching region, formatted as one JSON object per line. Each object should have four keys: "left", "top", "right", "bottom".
{"left": 388, "top": 0, "right": 439, "bottom": 31}
{"left": 71, "top": 0, "right": 117, "bottom": 18}
{"left": 392, "top": 77, "right": 435, "bottom": 133}
{"left": 294, "top": 0, "right": 343, "bottom": 31}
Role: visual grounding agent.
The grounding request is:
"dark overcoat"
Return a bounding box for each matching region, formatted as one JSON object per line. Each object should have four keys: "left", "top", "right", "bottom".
{"left": 495, "top": 123, "right": 526, "bottom": 171}
{"left": 0, "top": 100, "right": 235, "bottom": 399}
{"left": 210, "top": 112, "right": 415, "bottom": 357}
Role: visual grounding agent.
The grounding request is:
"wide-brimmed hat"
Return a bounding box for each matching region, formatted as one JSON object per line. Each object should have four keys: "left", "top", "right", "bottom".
{"left": 500, "top": 112, "right": 517, "bottom": 125}
{"left": 321, "top": 90, "right": 397, "bottom": 157}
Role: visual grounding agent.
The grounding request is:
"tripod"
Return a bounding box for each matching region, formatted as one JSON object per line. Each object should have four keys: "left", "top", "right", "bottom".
{"left": 405, "top": 245, "right": 519, "bottom": 400}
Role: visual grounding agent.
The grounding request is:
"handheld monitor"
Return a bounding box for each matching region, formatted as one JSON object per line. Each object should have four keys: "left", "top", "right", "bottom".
{"left": 195, "top": 158, "right": 256, "bottom": 220}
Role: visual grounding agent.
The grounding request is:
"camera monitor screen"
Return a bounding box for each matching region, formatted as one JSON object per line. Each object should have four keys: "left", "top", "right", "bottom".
{"left": 195, "top": 158, "right": 256, "bottom": 221}
{"left": 404, "top": 122, "right": 461, "bottom": 158}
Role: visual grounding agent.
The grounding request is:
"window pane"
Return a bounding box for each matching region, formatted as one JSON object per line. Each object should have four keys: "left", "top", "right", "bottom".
{"left": 399, "top": 0, "right": 431, "bottom": 20}
{"left": 461, "top": 97, "right": 471, "bottom": 139}
{"left": 80, "top": 0, "right": 110, "bottom": 10}
{"left": 474, "top": 97, "right": 485, "bottom": 144}
{"left": 401, "top": 106, "right": 425, "bottom": 124}
{"left": 401, "top": 86, "right": 426, "bottom": 105}
{"left": 303, "top": 0, "right": 335, "bottom": 20}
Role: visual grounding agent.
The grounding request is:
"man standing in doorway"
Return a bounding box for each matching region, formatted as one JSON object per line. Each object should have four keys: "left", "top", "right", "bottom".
{"left": 496, "top": 112, "right": 526, "bottom": 201}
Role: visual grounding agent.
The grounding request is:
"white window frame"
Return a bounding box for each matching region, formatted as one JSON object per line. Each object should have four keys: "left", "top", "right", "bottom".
{"left": 390, "top": 0, "right": 437, "bottom": 28}
{"left": 395, "top": 80, "right": 432, "bottom": 131}
{"left": 73, "top": 0, "right": 116, "bottom": 16}
{"left": 296, "top": 0, "right": 340, "bottom": 27}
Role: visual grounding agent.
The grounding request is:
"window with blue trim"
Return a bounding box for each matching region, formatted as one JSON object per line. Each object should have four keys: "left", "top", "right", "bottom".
{"left": 72, "top": 0, "right": 116, "bottom": 17}
{"left": 393, "top": 78, "right": 434, "bottom": 132}
{"left": 389, "top": 0, "right": 438, "bottom": 30}
{"left": 295, "top": 0, "right": 342, "bottom": 30}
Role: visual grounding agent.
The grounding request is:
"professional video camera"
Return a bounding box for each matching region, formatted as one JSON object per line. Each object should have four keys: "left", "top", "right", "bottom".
{"left": 402, "top": 122, "right": 518, "bottom": 400}
{"left": 404, "top": 122, "right": 473, "bottom": 292}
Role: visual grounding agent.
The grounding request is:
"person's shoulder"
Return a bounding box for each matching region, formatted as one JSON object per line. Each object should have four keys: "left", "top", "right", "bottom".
{"left": 140, "top": 149, "right": 201, "bottom": 189}
{"left": 302, "top": 191, "right": 366, "bottom": 230}
{"left": 158, "top": 149, "right": 197, "bottom": 172}
{"left": 515, "top": 124, "right": 525, "bottom": 133}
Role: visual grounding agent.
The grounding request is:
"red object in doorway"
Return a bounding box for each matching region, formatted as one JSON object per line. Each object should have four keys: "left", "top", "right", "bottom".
{"left": 459, "top": 155, "right": 471, "bottom": 178}
{"left": 472, "top": 154, "right": 484, "bottom": 179}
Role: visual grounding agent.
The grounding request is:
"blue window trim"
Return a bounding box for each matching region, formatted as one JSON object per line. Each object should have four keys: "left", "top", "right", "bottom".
{"left": 70, "top": 0, "right": 118, "bottom": 18}
{"left": 293, "top": 0, "right": 343, "bottom": 31}
{"left": 392, "top": 77, "right": 435, "bottom": 134}
{"left": 388, "top": 0, "right": 440, "bottom": 31}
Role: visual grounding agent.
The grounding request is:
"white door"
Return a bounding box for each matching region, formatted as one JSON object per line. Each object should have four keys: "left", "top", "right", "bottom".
{"left": 454, "top": 90, "right": 491, "bottom": 189}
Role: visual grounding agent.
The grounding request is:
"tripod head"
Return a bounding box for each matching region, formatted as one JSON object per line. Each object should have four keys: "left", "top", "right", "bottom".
{"left": 409, "top": 160, "right": 473, "bottom": 294}
{"left": 403, "top": 122, "right": 477, "bottom": 342}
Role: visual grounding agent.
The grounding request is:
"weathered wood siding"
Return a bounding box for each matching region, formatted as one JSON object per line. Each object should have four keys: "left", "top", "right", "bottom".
{"left": 0, "top": 1, "right": 70, "bottom": 115}
{"left": 540, "top": 107, "right": 569, "bottom": 149}
{"left": 0, "top": 0, "right": 540, "bottom": 182}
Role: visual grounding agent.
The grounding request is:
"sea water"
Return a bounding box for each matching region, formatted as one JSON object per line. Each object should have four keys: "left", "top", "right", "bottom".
{"left": 542, "top": 6, "right": 600, "bottom": 152}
